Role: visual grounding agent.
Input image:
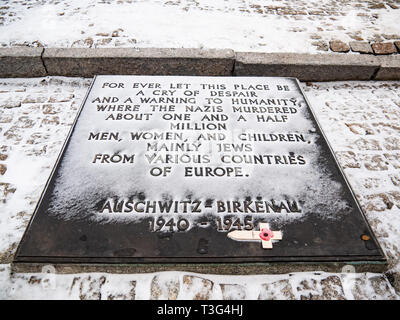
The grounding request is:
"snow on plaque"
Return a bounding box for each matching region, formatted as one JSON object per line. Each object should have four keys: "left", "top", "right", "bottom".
{"left": 15, "top": 76, "right": 385, "bottom": 268}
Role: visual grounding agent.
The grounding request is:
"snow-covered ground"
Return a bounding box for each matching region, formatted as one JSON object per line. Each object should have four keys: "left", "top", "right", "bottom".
{"left": 0, "top": 0, "right": 399, "bottom": 53}
{"left": 1, "top": 77, "right": 400, "bottom": 299}
{"left": 1, "top": 264, "right": 398, "bottom": 300}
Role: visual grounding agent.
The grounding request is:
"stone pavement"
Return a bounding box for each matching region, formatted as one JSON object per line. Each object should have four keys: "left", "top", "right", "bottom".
{"left": 0, "top": 264, "right": 398, "bottom": 299}
{"left": 304, "top": 81, "right": 400, "bottom": 274}
{"left": 0, "top": 0, "right": 399, "bottom": 54}
{"left": 1, "top": 77, "right": 400, "bottom": 299}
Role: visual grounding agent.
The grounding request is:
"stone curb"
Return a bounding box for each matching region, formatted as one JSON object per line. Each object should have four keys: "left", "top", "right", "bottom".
{"left": 43, "top": 48, "right": 235, "bottom": 77}
{"left": 374, "top": 55, "right": 400, "bottom": 80}
{"left": 0, "top": 48, "right": 399, "bottom": 80}
{"left": 234, "top": 52, "right": 381, "bottom": 81}
{"left": 0, "top": 47, "right": 47, "bottom": 77}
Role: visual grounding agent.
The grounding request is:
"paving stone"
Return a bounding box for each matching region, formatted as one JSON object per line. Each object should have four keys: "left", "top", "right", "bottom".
{"left": 311, "top": 40, "right": 328, "bottom": 51}
{"left": 330, "top": 40, "right": 350, "bottom": 52}
{"left": 47, "top": 93, "right": 75, "bottom": 103}
{"left": 294, "top": 276, "right": 344, "bottom": 300}
{"left": 383, "top": 34, "right": 400, "bottom": 40}
{"left": 384, "top": 137, "right": 400, "bottom": 150}
{"left": 350, "top": 41, "right": 373, "bottom": 54}
{"left": 3, "top": 126, "right": 23, "bottom": 143}
{"left": 348, "top": 32, "right": 364, "bottom": 41}
{"left": 384, "top": 153, "right": 400, "bottom": 169}
{"left": 0, "top": 242, "right": 17, "bottom": 264}
{"left": 220, "top": 284, "right": 246, "bottom": 300}
{"left": 362, "top": 178, "right": 381, "bottom": 190}
{"left": 387, "top": 3, "right": 399, "bottom": 9}
{"left": 71, "top": 38, "right": 93, "bottom": 48}
{"left": 0, "top": 163, "right": 6, "bottom": 175}
{"left": 67, "top": 275, "right": 136, "bottom": 300}
{"left": 369, "top": 3, "right": 386, "bottom": 9}
{"left": 22, "top": 96, "right": 46, "bottom": 104}
{"left": 40, "top": 115, "right": 60, "bottom": 126}
{"left": 365, "top": 193, "right": 394, "bottom": 211}
{"left": 258, "top": 280, "right": 295, "bottom": 300}
{"left": 310, "top": 34, "right": 322, "bottom": 40}
{"left": 389, "top": 191, "right": 400, "bottom": 208}
{"left": 352, "top": 274, "right": 398, "bottom": 300}
{"left": 320, "top": 276, "right": 345, "bottom": 300}
{"left": 182, "top": 275, "right": 214, "bottom": 300}
{"left": 0, "top": 114, "right": 13, "bottom": 123}
{"left": 345, "top": 123, "right": 375, "bottom": 135}
{"left": 335, "top": 151, "right": 361, "bottom": 169}
{"left": 103, "top": 280, "right": 136, "bottom": 300}
{"left": 372, "top": 123, "right": 400, "bottom": 136}
{"left": 354, "top": 137, "right": 382, "bottom": 151}
{"left": 0, "top": 182, "right": 16, "bottom": 203}
{"left": 72, "top": 275, "right": 107, "bottom": 300}
{"left": 361, "top": 154, "right": 389, "bottom": 171}
{"left": 390, "top": 174, "right": 400, "bottom": 186}
{"left": 1, "top": 100, "right": 21, "bottom": 108}
{"left": 372, "top": 42, "right": 397, "bottom": 55}
{"left": 296, "top": 278, "right": 320, "bottom": 300}
{"left": 150, "top": 275, "right": 180, "bottom": 300}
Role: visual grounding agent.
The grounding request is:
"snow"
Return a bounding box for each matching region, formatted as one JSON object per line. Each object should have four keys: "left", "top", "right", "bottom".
{"left": 0, "top": 0, "right": 399, "bottom": 300}
{"left": 0, "top": 77, "right": 91, "bottom": 258}
{"left": 1, "top": 77, "right": 400, "bottom": 299}
{"left": 0, "top": 0, "right": 399, "bottom": 53}
{"left": 303, "top": 81, "right": 400, "bottom": 270}
{"left": 0, "top": 263, "right": 397, "bottom": 300}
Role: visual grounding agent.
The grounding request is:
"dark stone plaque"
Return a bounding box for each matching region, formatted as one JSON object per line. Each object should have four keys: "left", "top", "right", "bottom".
{"left": 14, "top": 76, "right": 386, "bottom": 272}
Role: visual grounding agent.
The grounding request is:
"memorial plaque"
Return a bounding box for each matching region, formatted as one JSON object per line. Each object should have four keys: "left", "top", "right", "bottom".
{"left": 14, "top": 76, "right": 386, "bottom": 272}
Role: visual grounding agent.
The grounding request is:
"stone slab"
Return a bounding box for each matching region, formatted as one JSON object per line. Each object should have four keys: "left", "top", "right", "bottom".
{"left": 372, "top": 42, "right": 398, "bottom": 55}
{"left": 43, "top": 48, "right": 235, "bottom": 77}
{"left": 349, "top": 41, "right": 373, "bottom": 54}
{"left": 234, "top": 53, "right": 380, "bottom": 81}
{"left": 329, "top": 40, "right": 350, "bottom": 53}
{"left": 13, "top": 76, "right": 385, "bottom": 273}
{"left": 0, "top": 47, "right": 47, "bottom": 78}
